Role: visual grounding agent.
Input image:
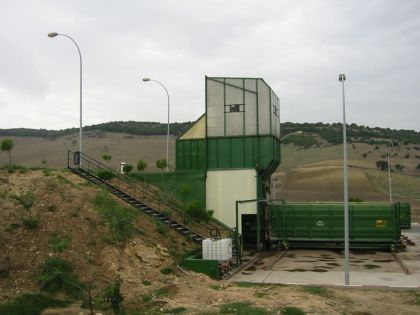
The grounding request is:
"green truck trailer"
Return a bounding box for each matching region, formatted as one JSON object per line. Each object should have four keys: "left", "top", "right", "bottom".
{"left": 268, "top": 202, "right": 403, "bottom": 251}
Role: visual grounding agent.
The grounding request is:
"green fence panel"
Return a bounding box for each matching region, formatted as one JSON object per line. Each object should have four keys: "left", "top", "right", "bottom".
{"left": 139, "top": 171, "right": 206, "bottom": 205}
{"left": 176, "top": 139, "right": 205, "bottom": 171}
{"left": 207, "top": 136, "right": 280, "bottom": 170}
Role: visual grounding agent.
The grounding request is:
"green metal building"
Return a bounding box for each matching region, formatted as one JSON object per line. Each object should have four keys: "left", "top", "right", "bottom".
{"left": 176, "top": 76, "right": 281, "bottom": 241}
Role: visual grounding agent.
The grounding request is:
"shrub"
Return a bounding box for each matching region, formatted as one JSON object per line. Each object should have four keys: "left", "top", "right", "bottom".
{"left": 220, "top": 301, "right": 269, "bottom": 314}
{"left": 156, "top": 159, "right": 167, "bottom": 171}
{"left": 160, "top": 267, "right": 173, "bottom": 275}
{"left": 0, "top": 293, "right": 69, "bottom": 315}
{"left": 155, "top": 221, "right": 168, "bottom": 235}
{"left": 93, "top": 191, "right": 136, "bottom": 247}
{"left": 122, "top": 164, "right": 133, "bottom": 174}
{"left": 97, "top": 170, "right": 115, "bottom": 181}
{"left": 102, "top": 282, "right": 124, "bottom": 315}
{"left": 48, "top": 234, "right": 70, "bottom": 256}
{"left": 22, "top": 218, "right": 40, "bottom": 229}
{"left": 137, "top": 160, "right": 148, "bottom": 172}
{"left": 11, "top": 191, "right": 38, "bottom": 229}
{"left": 282, "top": 307, "right": 307, "bottom": 315}
{"left": 102, "top": 153, "right": 112, "bottom": 161}
{"left": 184, "top": 200, "right": 213, "bottom": 223}
{"left": 37, "top": 257, "right": 82, "bottom": 296}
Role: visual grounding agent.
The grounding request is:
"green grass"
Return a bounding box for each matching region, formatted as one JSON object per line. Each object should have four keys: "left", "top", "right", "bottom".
{"left": 219, "top": 302, "right": 270, "bottom": 315}
{"left": 160, "top": 267, "right": 173, "bottom": 275}
{"left": 142, "top": 280, "right": 152, "bottom": 286}
{"left": 163, "top": 307, "right": 188, "bottom": 314}
{"left": 210, "top": 284, "right": 224, "bottom": 291}
{"left": 234, "top": 281, "right": 261, "bottom": 288}
{"left": 302, "top": 286, "right": 330, "bottom": 297}
{"left": 56, "top": 174, "right": 81, "bottom": 189}
{"left": 0, "top": 293, "right": 69, "bottom": 315}
{"left": 254, "top": 292, "right": 268, "bottom": 298}
{"left": 282, "top": 306, "right": 306, "bottom": 315}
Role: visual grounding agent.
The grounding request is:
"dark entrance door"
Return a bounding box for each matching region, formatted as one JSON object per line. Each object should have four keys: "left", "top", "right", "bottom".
{"left": 242, "top": 214, "right": 258, "bottom": 248}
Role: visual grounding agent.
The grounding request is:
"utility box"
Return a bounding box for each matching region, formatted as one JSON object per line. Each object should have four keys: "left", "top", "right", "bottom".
{"left": 120, "top": 162, "right": 126, "bottom": 174}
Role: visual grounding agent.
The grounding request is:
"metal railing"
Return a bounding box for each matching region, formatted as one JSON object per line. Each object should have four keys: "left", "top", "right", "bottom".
{"left": 67, "top": 150, "right": 234, "bottom": 240}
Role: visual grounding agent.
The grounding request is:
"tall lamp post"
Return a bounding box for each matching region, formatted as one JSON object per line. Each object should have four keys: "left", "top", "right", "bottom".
{"left": 48, "top": 32, "right": 83, "bottom": 163}
{"left": 142, "top": 78, "right": 170, "bottom": 173}
{"left": 339, "top": 73, "right": 350, "bottom": 286}
{"left": 387, "top": 152, "right": 393, "bottom": 203}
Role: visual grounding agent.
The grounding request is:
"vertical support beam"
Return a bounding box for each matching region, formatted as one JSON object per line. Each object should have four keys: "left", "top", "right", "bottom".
{"left": 223, "top": 78, "right": 227, "bottom": 137}
{"left": 388, "top": 153, "right": 393, "bottom": 203}
{"left": 257, "top": 205, "right": 261, "bottom": 250}
{"left": 235, "top": 200, "right": 240, "bottom": 266}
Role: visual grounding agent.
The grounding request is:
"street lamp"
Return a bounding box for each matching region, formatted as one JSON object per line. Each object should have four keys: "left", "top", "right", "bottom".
{"left": 280, "top": 130, "right": 303, "bottom": 142}
{"left": 142, "top": 78, "right": 170, "bottom": 173}
{"left": 339, "top": 73, "right": 350, "bottom": 286}
{"left": 387, "top": 152, "right": 393, "bottom": 203}
{"left": 48, "top": 32, "right": 83, "bottom": 163}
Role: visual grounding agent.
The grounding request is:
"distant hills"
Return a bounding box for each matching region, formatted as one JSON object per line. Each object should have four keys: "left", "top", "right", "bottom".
{"left": 1, "top": 121, "right": 419, "bottom": 146}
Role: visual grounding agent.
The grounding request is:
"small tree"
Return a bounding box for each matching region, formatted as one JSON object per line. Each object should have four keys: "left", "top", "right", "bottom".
{"left": 375, "top": 160, "right": 388, "bottom": 171}
{"left": 1, "top": 138, "right": 14, "bottom": 168}
{"left": 122, "top": 164, "right": 133, "bottom": 174}
{"left": 395, "top": 164, "right": 405, "bottom": 172}
{"left": 12, "top": 190, "right": 38, "bottom": 228}
{"left": 184, "top": 200, "right": 213, "bottom": 224}
{"left": 156, "top": 159, "right": 167, "bottom": 172}
{"left": 102, "top": 153, "right": 112, "bottom": 162}
{"left": 156, "top": 159, "right": 167, "bottom": 187}
{"left": 48, "top": 234, "right": 70, "bottom": 257}
{"left": 97, "top": 170, "right": 115, "bottom": 181}
{"left": 137, "top": 160, "right": 147, "bottom": 177}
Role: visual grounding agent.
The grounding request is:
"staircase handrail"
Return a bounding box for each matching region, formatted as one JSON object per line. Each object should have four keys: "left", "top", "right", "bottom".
{"left": 68, "top": 150, "right": 227, "bottom": 235}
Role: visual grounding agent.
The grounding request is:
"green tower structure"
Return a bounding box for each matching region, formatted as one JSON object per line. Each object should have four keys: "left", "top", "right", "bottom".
{"left": 176, "top": 76, "right": 281, "bottom": 246}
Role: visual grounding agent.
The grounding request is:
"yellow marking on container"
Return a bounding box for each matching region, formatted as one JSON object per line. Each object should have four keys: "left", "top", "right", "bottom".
{"left": 376, "top": 219, "right": 387, "bottom": 228}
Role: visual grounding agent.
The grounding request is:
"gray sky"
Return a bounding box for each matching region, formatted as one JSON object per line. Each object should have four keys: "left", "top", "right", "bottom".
{"left": 1, "top": 0, "right": 419, "bottom": 131}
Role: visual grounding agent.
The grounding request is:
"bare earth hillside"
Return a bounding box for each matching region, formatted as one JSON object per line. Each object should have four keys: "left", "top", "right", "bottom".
{"left": 1, "top": 170, "right": 420, "bottom": 314}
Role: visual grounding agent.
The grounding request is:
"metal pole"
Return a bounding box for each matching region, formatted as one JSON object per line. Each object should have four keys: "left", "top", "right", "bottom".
{"left": 340, "top": 74, "right": 350, "bottom": 286}
{"left": 48, "top": 33, "right": 83, "bottom": 165}
{"left": 388, "top": 153, "right": 393, "bottom": 203}
{"left": 235, "top": 201, "right": 240, "bottom": 266}
{"left": 149, "top": 80, "right": 170, "bottom": 173}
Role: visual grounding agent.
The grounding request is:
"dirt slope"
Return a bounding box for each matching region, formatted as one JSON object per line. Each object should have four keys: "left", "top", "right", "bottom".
{"left": 1, "top": 170, "right": 419, "bottom": 314}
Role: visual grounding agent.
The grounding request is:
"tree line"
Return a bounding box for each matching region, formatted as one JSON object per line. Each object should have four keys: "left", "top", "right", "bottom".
{"left": 0, "top": 121, "right": 192, "bottom": 139}
{"left": 1, "top": 120, "right": 419, "bottom": 145}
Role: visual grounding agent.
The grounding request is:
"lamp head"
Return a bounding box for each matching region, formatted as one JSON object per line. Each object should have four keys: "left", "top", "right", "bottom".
{"left": 142, "top": 78, "right": 151, "bottom": 82}
{"left": 338, "top": 74, "right": 346, "bottom": 82}
{"left": 48, "top": 32, "right": 59, "bottom": 38}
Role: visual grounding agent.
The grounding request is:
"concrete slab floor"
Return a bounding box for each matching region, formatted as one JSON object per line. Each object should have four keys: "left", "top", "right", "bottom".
{"left": 231, "top": 223, "right": 420, "bottom": 288}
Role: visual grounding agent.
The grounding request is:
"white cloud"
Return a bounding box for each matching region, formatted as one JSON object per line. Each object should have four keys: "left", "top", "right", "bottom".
{"left": 0, "top": 0, "right": 419, "bottom": 131}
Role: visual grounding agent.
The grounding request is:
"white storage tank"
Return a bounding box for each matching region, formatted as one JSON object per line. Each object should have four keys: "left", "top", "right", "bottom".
{"left": 202, "top": 238, "right": 232, "bottom": 261}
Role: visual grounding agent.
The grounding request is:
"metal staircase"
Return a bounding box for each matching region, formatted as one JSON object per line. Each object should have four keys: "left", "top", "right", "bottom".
{"left": 67, "top": 150, "right": 237, "bottom": 247}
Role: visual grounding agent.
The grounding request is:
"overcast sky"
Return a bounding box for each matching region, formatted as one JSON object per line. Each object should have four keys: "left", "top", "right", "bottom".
{"left": 1, "top": 0, "right": 419, "bottom": 131}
